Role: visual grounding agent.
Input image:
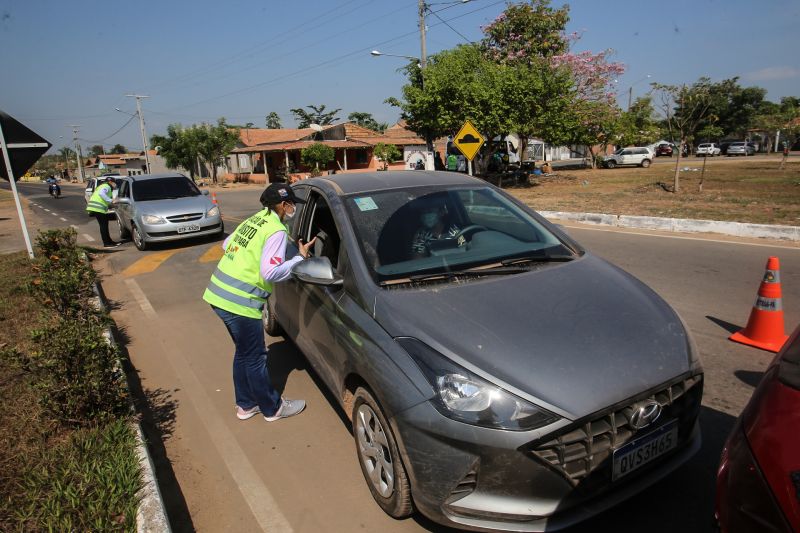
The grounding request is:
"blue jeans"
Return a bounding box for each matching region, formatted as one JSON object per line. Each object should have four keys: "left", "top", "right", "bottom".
{"left": 212, "top": 306, "right": 281, "bottom": 416}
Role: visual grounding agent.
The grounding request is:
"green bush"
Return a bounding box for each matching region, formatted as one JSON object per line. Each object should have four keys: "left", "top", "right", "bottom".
{"left": 26, "top": 317, "right": 129, "bottom": 426}
{"left": 12, "top": 419, "right": 142, "bottom": 531}
{"left": 30, "top": 228, "right": 98, "bottom": 318}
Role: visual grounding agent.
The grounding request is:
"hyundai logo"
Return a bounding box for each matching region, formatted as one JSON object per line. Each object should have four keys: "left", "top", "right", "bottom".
{"left": 627, "top": 400, "right": 662, "bottom": 430}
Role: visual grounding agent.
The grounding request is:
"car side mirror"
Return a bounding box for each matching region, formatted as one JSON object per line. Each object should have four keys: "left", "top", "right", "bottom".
{"left": 202, "top": 190, "right": 209, "bottom": 196}
{"left": 117, "top": 197, "right": 131, "bottom": 204}
{"left": 292, "top": 256, "right": 343, "bottom": 287}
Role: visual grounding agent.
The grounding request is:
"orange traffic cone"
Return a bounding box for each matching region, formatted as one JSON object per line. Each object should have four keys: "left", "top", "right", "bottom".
{"left": 211, "top": 192, "right": 218, "bottom": 205}
{"left": 729, "top": 256, "right": 789, "bottom": 353}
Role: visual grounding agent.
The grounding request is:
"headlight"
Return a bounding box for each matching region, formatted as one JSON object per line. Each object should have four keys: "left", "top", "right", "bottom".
{"left": 141, "top": 214, "right": 166, "bottom": 224}
{"left": 397, "top": 337, "right": 559, "bottom": 431}
{"left": 207, "top": 205, "right": 219, "bottom": 217}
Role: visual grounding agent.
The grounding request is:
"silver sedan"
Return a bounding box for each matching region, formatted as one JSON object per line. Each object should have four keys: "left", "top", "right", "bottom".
{"left": 114, "top": 173, "right": 223, "bottom": 250}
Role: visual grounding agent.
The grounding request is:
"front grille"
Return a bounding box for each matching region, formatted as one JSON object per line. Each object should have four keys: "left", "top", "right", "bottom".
{"left": 529, "top": 374, "right": 702, "bottom": 485}
{"left": 166, "top": 212, "right": 203, "bottom": 222}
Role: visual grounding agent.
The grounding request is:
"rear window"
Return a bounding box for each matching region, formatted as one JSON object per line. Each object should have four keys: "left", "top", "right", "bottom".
{"left": 132, "top": 176, "right": 200, "bottom": 201}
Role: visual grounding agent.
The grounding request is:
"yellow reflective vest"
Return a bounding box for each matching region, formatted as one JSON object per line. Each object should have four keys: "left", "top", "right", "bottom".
{"left": 86, "top": 183, "right": 113, "bottom": 214}
{"left": 202, "top": 209, "right": 287, "bottom": 319}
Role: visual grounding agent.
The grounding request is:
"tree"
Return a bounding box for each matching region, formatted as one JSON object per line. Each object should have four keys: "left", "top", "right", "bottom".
{"left": 265, "top": 112, "right": 282, "bottom": 129}
{"left": 480, "top": 0, "right": 570, "bottom": 63}
{"left": 57, "top": 146, "right": 76, "bottom": 159}
{"left": 347, "top": 112, "right": 388, "bottom": 133}
{"left": 616, "top": 97, "right": 661, "bottom": 147}
{"left": 151, "top": 125, "right": 200, "bottom": 180}
{"left": 300, "top": 142, "right": 335, "bottom": 176}
{"left": 373, "top": 143, "right": 401, "bottom": 170}
{"left": 290, "top": 104, "right": 341, "bottom": 128}
{"left": 110, "top": 144, "right": 127, "bottom": 154}
{"left": 88, "top": 145, "right": 105, "bottom": 156}
{"left": 651, "top": 79, "right": 715, "bottom": 192}
{"left": 195, "top": 118, "right": 241, "bottom": 184}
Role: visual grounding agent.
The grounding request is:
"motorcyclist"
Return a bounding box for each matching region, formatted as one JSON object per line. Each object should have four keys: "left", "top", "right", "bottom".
{"left": 46, "top": 176, "right": 61, "bottom": 197}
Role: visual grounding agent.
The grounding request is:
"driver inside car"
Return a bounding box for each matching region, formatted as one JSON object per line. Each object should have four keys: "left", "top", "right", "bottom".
{"left": 410, "top": 204, "right": 461, "bottom": 258}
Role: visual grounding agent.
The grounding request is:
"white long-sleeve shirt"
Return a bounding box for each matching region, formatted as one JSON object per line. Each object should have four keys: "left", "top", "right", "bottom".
{"left": 222, "top": 230, "right": 303, "bottom": 283}
{"left": 98, "top": 184, "right": 114, "bottom": 202}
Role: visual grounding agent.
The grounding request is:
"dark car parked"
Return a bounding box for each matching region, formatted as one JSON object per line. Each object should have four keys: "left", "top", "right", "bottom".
{"left": 265, "top": 171, "right": 704, "bottom": 531}
{"left": 655, "top": 143, "right": 674, "bottom": 157}
{"left": 715, "top": 325, "right": 800, "bottom": 532}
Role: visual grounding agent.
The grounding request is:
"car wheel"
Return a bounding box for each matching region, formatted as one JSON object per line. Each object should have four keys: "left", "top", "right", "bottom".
{"left": 117, "top": 215, "right": 131, "bottom": 240}
{"left": 641, "top": 159, "right": 651, "bottom": 168}
{"left": 352, "top": 387, "right": 412, "bottom": 518}
{"left": 262, "top": 297, "right": 283, "bottom": 337}
{"left": 132, "top": 224, "right": 147, "bottom": 251}
{"left": 605, "top": 160, "right": 616, "bottom": 169}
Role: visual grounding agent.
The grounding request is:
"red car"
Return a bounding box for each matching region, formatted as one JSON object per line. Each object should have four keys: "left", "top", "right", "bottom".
{"left": 655, "top": 143, "right": 674, "bottom": 157}
{"left": 715, "top": 325, "right": 800, "bottom": 532}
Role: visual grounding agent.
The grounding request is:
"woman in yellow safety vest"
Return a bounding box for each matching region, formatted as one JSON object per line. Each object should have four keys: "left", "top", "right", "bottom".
{"left": 203, "top": 183, "right": 315, "bottom": 422}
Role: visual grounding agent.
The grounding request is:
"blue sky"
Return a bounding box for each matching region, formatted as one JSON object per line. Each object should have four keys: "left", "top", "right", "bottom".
{"left": 2, "top": 0, "right": 798, "bottom": 153}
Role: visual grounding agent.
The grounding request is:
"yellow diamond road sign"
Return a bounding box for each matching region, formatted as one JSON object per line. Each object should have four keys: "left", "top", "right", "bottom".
{"left": 453, "top": 120, "right": 485, "bottom": 161}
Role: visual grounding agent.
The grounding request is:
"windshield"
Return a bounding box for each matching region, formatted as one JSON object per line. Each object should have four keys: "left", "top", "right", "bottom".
{"left": 345, "top": 186, "right": 574, "bottom": 283}
{"left": 132, "top": 176, "right": 200, "bottom": 201}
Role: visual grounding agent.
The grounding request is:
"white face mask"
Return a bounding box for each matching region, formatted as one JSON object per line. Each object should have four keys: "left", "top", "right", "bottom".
{"left": 283, "top": 203, "right": 296, "bottom": 220}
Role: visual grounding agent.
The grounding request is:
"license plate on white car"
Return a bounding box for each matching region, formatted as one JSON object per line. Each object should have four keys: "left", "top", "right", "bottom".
{"left": 177, "top": 224, "right": 201, "bottom": 234}
{"left": 612, "top": 420, "right": 678, "bottom": 481}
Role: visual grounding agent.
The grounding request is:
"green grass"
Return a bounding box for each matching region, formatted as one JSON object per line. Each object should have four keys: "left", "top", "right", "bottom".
{"left": 0, "top": 248, "right": 142, "bottom": 532}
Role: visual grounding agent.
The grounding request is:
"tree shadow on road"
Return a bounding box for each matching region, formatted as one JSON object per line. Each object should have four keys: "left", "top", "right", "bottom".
{"left": 110, "top": 303, "right": 196, "bottom": 533}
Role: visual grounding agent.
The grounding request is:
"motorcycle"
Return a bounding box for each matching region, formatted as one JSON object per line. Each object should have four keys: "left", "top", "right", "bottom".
{"left": 48, "top": 182, "right": 61, "bottom": 198}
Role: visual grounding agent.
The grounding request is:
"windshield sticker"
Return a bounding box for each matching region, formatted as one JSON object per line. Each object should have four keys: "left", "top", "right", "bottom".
{"left": 354, "top": 197, "right": 378, "bottom": 211}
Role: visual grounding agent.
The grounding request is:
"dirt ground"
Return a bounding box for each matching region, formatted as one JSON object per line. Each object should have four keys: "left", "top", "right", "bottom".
{"left": 508, "top": 158, "right": 800, "bottom": 226}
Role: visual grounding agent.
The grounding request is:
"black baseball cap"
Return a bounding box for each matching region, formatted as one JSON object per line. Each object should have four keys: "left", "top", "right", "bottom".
{"left": 260, "top": 182, "right": 306, "bottom": 207}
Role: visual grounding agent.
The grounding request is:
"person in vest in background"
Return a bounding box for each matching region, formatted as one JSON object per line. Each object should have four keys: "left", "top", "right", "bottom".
{"left": 203, "top": 183, "right": 316, "bottom": 422}
{"left": 85, "top": 176, "right": 121, "bottom": 248}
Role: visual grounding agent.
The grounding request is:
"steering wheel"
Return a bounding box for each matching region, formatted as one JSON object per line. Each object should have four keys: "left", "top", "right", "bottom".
{"left": 454, "top": 224, "right": 487, "bottom": 243}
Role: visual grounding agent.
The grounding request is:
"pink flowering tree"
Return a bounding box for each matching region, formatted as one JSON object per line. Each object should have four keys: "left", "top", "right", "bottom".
{"left": 481, "top": 1, "right": 626, "bottom": 167}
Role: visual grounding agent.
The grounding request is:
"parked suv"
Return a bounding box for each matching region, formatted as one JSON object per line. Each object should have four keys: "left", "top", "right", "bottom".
{"left": 114, "top": 173, "right": 223, "bottom": 250}
{"left": 696, "top": 143, "right": 721, "bottom": 156}
{"left": 603, "top": 147, "right": 653, "bottom": 168}
{"left": 727, "top": 142, "right": 756, "bottom": 156}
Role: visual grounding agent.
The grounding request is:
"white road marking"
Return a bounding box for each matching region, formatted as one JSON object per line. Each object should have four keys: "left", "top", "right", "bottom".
{"left": 124, "top": 278, "right": 158, "bottom": 320}
{"left": 71, "top": 225, "right": 79, "bottom": 229}
{"left": 562, "top": 224, "right": 800, "bottom": 250}
{"left": 161, "top": 340, "right": 294, "bottom": 533}
{"left": 43, "top": 208, "right": 50, "bottom": 212}
{"left": 60, "top": 217, "right": 67, "bottom": 221}
{"left": 83, "top": 233, "right": 95, "bottom": 242}
{"left": 51, "top": 212, "right": 58, "bottom": 216}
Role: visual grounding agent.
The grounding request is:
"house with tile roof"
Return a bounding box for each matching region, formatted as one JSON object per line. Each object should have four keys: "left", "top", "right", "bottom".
{"left": 223, "top": 121, "right": 430, "bottom": 183}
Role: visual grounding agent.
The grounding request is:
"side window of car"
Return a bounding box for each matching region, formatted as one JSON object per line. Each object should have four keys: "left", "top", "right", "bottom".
{"left": 303, "top": 191, "right": 343, "bottom": 270}
{"left": 289, "top": 185, "right": 310, "bottom": 237}
{"left": 119, "top": 181, "right": 129, "bottom": 198}
{"left": 621, "top": 150, "right": 631, "bottom": 156}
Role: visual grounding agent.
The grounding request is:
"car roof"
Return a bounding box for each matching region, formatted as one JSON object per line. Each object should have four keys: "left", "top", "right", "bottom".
{"left": 127, "top": 173, "right": 189, "bottom": 182}
{"left": 304, "top": 171, "right": 485, "bottom": 196}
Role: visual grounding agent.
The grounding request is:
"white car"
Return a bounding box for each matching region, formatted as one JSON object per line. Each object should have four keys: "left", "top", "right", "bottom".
{"left": 84, "top": 175, "right": 122, "bottom": 203}
{"left": 696, "top": 143, "right": 721, "bottom": 156}
{"left": 603, "top": 147, "right": 653, "bottom": 168}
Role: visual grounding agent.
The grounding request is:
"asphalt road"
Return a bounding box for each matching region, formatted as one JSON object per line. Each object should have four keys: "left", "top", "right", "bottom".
{"left": 4, "top": 180, "right": 800, "bottom": 532}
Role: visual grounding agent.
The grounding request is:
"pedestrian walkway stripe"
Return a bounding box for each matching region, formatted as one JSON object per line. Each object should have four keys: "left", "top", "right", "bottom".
{"left": 83, "top": 234, "right": 95, "bottom": 242}
{"left": 60, "top": 217, "right": 67, "bottom": 221}
{"left": 122, "top": 249, "right": 181, "bottom": 277}
{"left": 199, "top": 244, "right": 224, "bottom": 263}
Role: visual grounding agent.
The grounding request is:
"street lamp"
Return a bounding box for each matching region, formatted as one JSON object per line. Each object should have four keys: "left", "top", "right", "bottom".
{"left": 626, "top": 74, "right": 652, "bottom": 111}
{"left": 370, "top": 50, "right": 421, "bottom": 67}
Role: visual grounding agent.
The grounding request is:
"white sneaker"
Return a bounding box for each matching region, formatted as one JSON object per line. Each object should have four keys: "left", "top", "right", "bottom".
{"left": 236, "top": 405, "right": 261, "bottom": 420}
{"left": 264, "top": 398, "right": 306, "bottom": 422}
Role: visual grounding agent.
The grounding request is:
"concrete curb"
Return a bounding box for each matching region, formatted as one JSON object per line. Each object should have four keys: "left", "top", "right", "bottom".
{"left": 91, "top": 283, "right": 172, "bottom": 533}
{"left": 538, "top": 211, "right": 800, "bottom": 242}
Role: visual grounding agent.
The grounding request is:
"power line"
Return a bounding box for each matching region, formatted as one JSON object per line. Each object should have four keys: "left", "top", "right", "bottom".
{"left": 79, "top": 114, "right": 137, "bottom": 144}
{"left": 160, "top": 0, "right": 501, "bottom": 112}
{"left": 426, "top": 7, "right": 473, "bottom": 43}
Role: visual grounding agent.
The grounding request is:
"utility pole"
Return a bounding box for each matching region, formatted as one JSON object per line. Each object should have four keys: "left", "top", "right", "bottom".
{"left": 70, "top": 125, "right": 85, "bottom": 183}
{"left": 627, "top": 86, "right": 633, "bottom": 112}
{"left": 418, "top": 0, "right": 427, "bottom": 69}
{"left": 126, "top": 94, "right": 151, "bottom": 173}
